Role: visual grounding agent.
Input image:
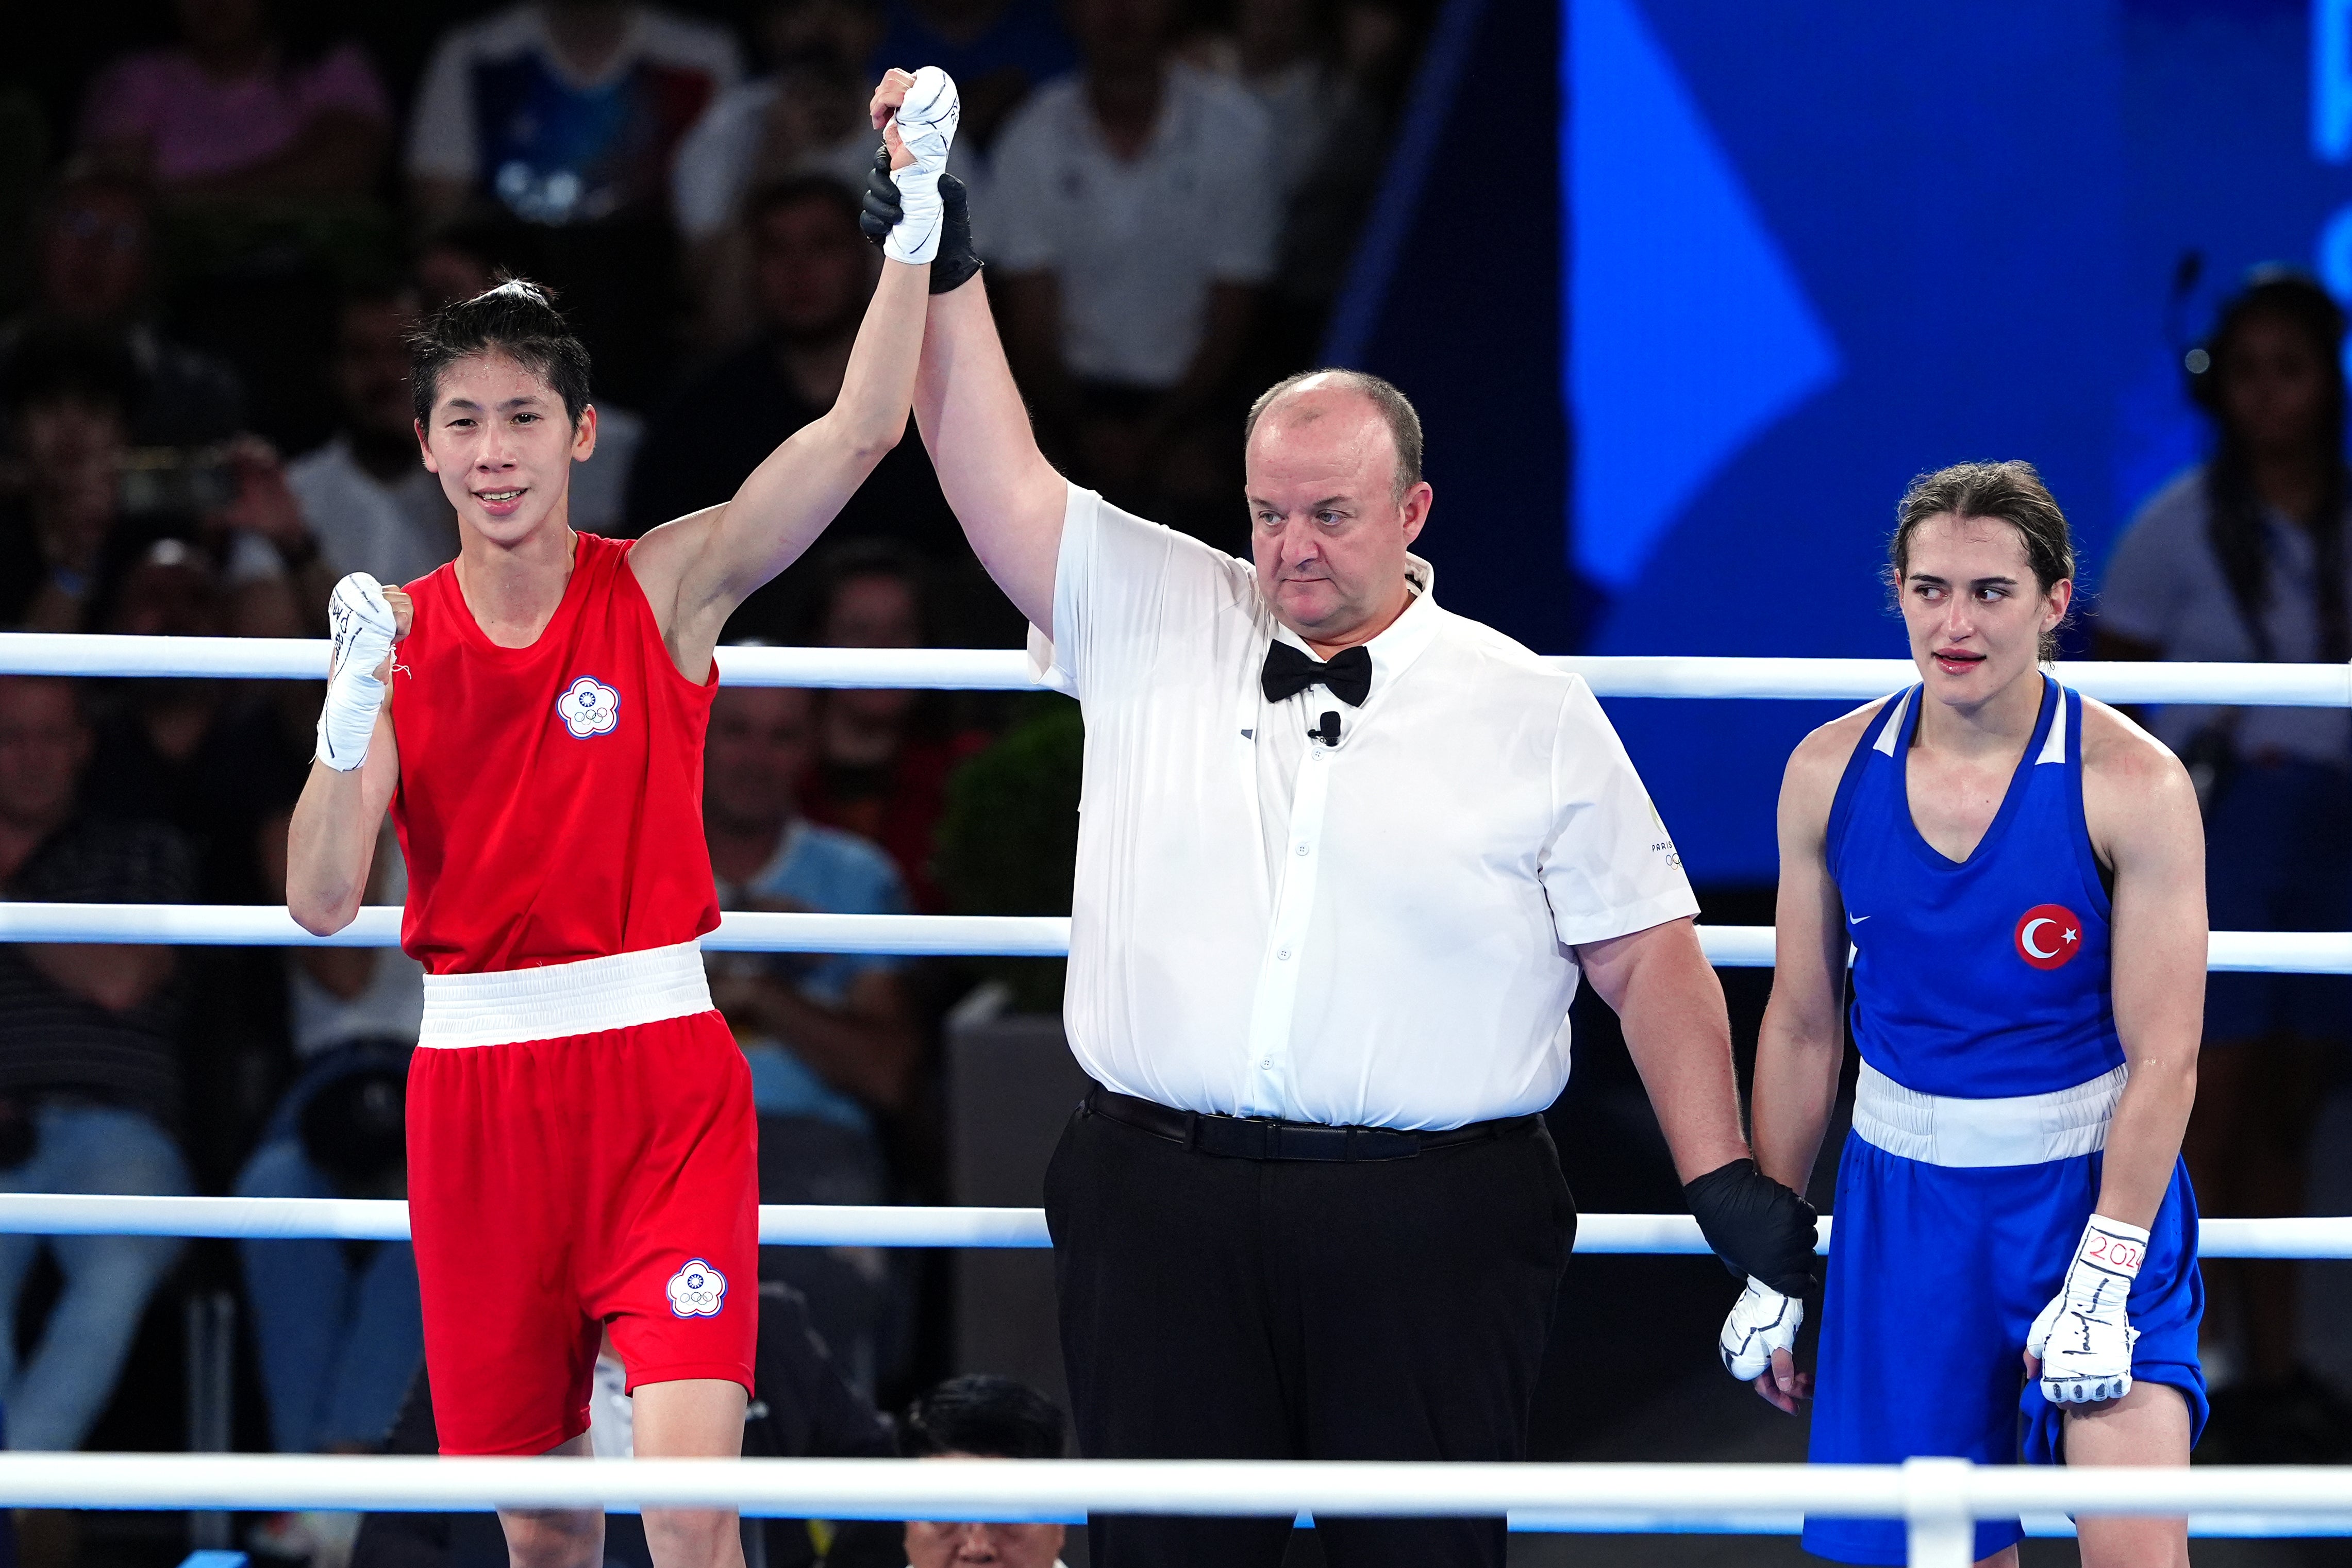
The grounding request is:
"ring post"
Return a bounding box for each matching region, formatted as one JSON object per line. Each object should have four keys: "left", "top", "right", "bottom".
{"left": 1902, "top": 1456, "right": 1976, "bottom": 1568}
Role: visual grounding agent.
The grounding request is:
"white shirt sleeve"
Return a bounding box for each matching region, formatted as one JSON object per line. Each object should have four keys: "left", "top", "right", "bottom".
{"left": 985, "top": 100, "right": 1061, "bottom": 274}
{"left": 1035, "top": 484, "right": 1252, "bottom": 702}
{"left": 405, "top": 25, "right": 482, "bottom": 184}
{"left": 2098, "top": 488, "right": 2197, "bottom": 649}
{"left": 1538, "top": 678, "right": 1701, "bottom": 947}
{"left": 1201, "top": 92, "right": 1280, "bottom": 285}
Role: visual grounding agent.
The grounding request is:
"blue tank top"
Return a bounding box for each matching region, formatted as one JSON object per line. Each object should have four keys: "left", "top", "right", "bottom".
{"left": 1826, "top": 677, "right": 2123, "bottom": 1098}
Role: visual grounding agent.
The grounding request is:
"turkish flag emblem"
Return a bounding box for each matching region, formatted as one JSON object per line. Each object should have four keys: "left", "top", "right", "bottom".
{"left": 2014, "top": 904, "right": 2084, "bottom": 971}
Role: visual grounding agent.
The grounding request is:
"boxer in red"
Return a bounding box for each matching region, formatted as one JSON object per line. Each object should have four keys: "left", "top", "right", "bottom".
{"left": 285, "top": 68, "right": 962, "bottom": 1568}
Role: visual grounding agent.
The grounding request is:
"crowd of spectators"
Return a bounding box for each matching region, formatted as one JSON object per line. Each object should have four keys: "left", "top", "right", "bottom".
{"left": 0, "top": 0, "right": 1422, "bottom": 1511}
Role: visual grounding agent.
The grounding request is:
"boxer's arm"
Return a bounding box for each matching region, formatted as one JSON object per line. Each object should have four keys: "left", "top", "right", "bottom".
{"left": 632, "top": 72, "right": 943, "bottom": 673}
{"left": 1750, "top": 709, "right": 1873, "bottom": 1194}
{"left": 2082, "top": 699, "right": 2204, "bottom": 1230}
{"left": 288, "top": 584, "right": 408, "bottom": 935}
{"left": 288, "top": 720, "right": 399, "bottom": 935}
{"left": 911, "top": 275, "right": 1069, "bottom": 635}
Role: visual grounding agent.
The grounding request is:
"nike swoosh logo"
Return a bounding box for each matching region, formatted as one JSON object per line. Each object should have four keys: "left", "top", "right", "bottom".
{"left": 1848, "top": 914, "right": 1871, "bottom": 924}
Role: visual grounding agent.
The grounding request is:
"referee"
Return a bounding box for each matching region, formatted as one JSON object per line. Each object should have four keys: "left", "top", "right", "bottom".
{"left": 868, "top": 91, "right": 1817, "bottom": 1568}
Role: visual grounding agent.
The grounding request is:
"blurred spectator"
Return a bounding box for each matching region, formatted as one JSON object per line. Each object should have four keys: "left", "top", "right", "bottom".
{"left": 2, "top": 166, "right": 245, "bottom": 447}
{"left": 705, "top": 680, "right": 921, "bottom": 1150}
{"left": 795, "top": 545, "right": 992, "bottom": 914}
{"left": 627, "top": 176, "right": 962, "bottom": 631}
{"left": 0, "top": 328, "right": 140, "bottom": 632}
{"left": 0, "top": 675, "right": 195, "bottom": 1452}
{"left": 406, "top": 0, "right": 743, "bottom": 404}
{"left": 898, "top": 1375, "right": 1068, "bottom": 1568}
{"left": 989, "top": 0, "right": 1277, "bottom": 530}
{"left": 241, "top": 818, "right": 423, "bottom": 1459}
{"left": 407, "top": 0, "right": 742, "bottom": 228}
{"left": 281, "top": 287, "right": 455, "bottom": 590}
{"left": 2098, "top": 269, "right": 2352, "bottom": 1459}
{"left": 1180, "top": 0, "right": 1408, "bottom": 366}
{"left": 1181, "top": 0, "right": 1347, "bottom": 198}
{"left": 869, "top": 0, "right": 1076, "bottom": 151}
{"left": 82, "top": 538, "right": 307, "bottom": 903}
{"left": 0, "top": 324, "right": 304, "bottom": 641}
{"left": 673, "top": 0, "right": 890, "bottom": 253}
{"left": 77, "top": 0, "right": 391, "bottom": 204}
{"left": 1260, "top": 0, "right": 1407, "bottom": 353}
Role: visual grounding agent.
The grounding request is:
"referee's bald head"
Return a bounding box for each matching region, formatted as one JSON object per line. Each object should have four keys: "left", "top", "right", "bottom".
{"left": 1245, "top": 370, "right": 1424, "bottom": 503}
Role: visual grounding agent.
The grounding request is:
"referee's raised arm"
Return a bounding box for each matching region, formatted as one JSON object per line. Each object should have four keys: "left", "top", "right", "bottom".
{"left": 910, "top": 274, "right": 1068, "bottom": 634}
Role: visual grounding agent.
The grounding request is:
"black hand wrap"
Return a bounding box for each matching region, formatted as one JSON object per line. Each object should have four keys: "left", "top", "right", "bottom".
{"left": 1683, "top": 1158, "right": 1819, "bottom": 1296}
{"left": 859, "top": 149, "right": 982, "bottom": 294}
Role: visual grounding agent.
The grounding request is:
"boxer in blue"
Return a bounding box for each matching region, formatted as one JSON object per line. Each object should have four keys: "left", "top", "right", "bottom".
{"left": 1734, "top": 461, "right": 2206, "bottom": 1566}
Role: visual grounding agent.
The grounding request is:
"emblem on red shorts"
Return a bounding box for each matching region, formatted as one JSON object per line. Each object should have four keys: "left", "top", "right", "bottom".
{"left": 2014, "top": 904, "right": 2083, "bottom": 971}
{"left": 666, "top": 1259, "right": 727, "bottom": 1318}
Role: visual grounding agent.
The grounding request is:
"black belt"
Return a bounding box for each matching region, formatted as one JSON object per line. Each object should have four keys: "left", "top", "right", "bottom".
{"left": 1084, "top": 1086, "right": 1537, "bottom": 1163}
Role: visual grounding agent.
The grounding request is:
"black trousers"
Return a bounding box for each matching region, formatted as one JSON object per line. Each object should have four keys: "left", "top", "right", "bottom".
{"left": 1043, "top": 1096, "right": 1578, "bottom": 1568}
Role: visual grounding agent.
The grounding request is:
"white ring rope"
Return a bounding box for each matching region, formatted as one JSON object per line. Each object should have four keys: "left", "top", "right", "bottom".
{"left": 0, "top": 1453, "right": 2341, "bottom": 1550}
{"left": 9, "top": 632, "right": 2352, "bottom": 705}
{"left": 0, "top": 905, "right": 2340, "bottom": 973}
{"left": 0, "top": 1195, "right": 2334, "bottom": 1259}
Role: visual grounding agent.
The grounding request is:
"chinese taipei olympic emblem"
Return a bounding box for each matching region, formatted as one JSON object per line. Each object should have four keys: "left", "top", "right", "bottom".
{"left": 2013, "top": 904, "right": 2083, "bottom": 971}
{"left": 666, "top": 1259, "right": 727, "bottom": 1318}
{"left": 557, "top": 676, "right": 621, "bottom": 739}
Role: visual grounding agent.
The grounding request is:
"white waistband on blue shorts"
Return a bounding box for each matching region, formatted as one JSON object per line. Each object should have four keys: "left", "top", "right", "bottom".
{"left": 418, "top": 941, "right": 713, "bottom": 1049}
{"left": 1851, "top": 1058, "right": 2126, "bottom": 1168}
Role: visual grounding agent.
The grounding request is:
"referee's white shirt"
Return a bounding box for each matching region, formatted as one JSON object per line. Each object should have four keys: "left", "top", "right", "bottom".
{"left": 1030, "top": 486, "right": 1699, "bottom": 1131}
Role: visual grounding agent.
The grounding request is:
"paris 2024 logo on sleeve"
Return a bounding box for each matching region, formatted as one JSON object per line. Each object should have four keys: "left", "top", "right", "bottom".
{"left": 666, "top": 1259, "right": 727, "bottom": 1318}
{"left": 557, "top": 676, "right": 621, "bottom": 738}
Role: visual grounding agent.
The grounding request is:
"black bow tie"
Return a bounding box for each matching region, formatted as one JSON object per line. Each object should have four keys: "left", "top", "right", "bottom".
{"left": 1261, "top": 642, "right": 1372, "bottom": 707}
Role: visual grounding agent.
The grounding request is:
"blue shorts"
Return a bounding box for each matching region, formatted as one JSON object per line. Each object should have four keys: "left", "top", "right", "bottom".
{"left": 2205, "top": 758, "right": 2352, "bottom": 1044}
{"left": 1802, "top": 1135, "right": 2206, "bottom": 1565}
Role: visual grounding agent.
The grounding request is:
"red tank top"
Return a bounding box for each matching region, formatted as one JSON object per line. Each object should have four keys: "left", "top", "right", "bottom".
{"left": 389, "top": 532, "right": 720, "bottom": 975}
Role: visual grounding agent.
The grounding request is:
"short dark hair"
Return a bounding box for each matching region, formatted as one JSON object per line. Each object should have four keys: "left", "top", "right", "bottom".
{"left": 1244, "top": 369, "right": 1425, "bottom": 501}
{"left": 406, "top": 277, "right": 592, "bottom": 428}
{"left": 745, "top": 174, "right": 864, "bottom": 234}
{"left": 1887, "top": 460, "right": 2076, "bottom": 660}
{"left": 899, "top": 1376, "right": 1066, "bottom": 1460}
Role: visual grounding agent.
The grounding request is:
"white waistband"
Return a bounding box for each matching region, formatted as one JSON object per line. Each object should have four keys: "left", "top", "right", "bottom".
{"left": 1851, "top": 1059, "right": 2126, "bottom": 1168}
{"left": 419, "top": 942, "right": 713, "bottom": 1049}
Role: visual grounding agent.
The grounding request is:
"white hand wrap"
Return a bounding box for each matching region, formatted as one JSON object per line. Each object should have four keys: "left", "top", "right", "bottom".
{"left": 883, "top": 66, "right": 960, "bottom": 266}
{"left": 316, "top": 572, "right": 397, "bottom": 772}
{"left": 2026, "top": 1214, "right": 2147, "bottom": 1405}
{"left": 1720, "top": 1276, "right": 1803, "bottom": 1381}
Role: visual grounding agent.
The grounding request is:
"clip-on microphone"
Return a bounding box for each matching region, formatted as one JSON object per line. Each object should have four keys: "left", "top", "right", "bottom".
{"left": 1308, "top": 710, "right": 1342, "bottom": 747}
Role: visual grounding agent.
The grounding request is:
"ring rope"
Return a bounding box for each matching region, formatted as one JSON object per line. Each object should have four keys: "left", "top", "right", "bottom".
{"left": 9, "top": 633, "right": 2352, "bottom": 705}
{"left": 0, "top": 1195, "right": 2337, "bottom": 1258}
{"left": 0, "top": 905, "right": 2341, "bottom": 974}
{"left": 0, "top": 1452, "right": 2339, "bottom": 1553}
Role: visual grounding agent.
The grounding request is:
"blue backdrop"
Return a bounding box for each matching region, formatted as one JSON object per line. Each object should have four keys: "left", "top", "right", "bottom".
{"left": 1343, "top": 0, "right": 2348, "bottom": 885}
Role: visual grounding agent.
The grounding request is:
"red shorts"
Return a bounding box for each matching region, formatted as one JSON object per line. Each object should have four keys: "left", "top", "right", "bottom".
{"left": 407, "top": 1008, "right": 758, "bottom": 1456}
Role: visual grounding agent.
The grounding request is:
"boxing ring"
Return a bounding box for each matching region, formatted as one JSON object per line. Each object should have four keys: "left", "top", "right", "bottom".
{"left": 9, "top": 630, "right": 2352, "bottom": 1564}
